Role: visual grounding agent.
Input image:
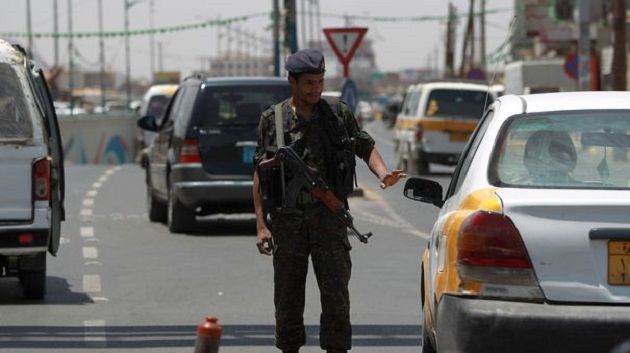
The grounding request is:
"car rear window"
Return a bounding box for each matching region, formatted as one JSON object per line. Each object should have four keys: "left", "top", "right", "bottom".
{"left": 145, "top": 94, "right": 170, "bottom": 119}
{"left": 492, "top": 111, "right": 630, "bottom": 189}
{"left": 192, "top": 84, "right": 290, "bottom": 127}
{"left": 424, "top": 89, "right": 492, "bottom": 120}
{"left": 0, "top": 63, "right": 33, "bottom": 140}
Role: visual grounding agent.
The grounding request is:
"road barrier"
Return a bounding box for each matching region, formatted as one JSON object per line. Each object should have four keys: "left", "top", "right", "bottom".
{"left": 58, "top": 113, "right": 139, "bottom": 165}
{"left": 193, "top": 316, "right": 222, "bottom": 353}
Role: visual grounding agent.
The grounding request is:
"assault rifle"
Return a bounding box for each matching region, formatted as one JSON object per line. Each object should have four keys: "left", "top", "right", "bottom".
{"left": 259, "top": 146, "right": 372, "bottom": 243}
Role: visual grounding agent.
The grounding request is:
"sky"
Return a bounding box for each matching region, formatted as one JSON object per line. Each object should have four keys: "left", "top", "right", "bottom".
{"left": 0, "top": 0, "right": 514, "bottom": 81}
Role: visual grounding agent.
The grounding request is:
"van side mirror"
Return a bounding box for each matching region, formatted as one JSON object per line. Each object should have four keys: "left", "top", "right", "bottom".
{"left": 403, "top": 177, "right": 444, "bottom": 207}
{"left": 137, "top": 115, "right": 158, "bottom": 132}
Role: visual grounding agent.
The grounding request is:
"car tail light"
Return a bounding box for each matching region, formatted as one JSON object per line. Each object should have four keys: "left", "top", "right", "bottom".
{"left": 415, "top": 127, "right": 423, "bottom": 142}
{"left": 33, "top": 157, "right": 50, "bottom": 201}
{"left": 457, "top": 211, "right": 543, "bottom": 300}
{"left": 18, "top": 233, "right": 34, "bottom": 245}
{"left": 178, "top": 139, "right": 201, "bottom": 164}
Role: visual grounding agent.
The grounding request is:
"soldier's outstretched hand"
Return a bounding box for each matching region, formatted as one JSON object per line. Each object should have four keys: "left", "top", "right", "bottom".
{"left": 379, "top": 169, "right": 407, "bottom": 189}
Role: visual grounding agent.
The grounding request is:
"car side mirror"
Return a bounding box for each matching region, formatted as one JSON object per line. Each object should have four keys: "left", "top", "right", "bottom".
{"left": 137, "top": 115, "right": 158, "bottom": 132}
{"left": 403, "top": 177, "right": 444, "bottom": 207}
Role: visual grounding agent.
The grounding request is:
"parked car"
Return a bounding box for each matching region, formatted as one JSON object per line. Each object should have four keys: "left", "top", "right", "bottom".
{"left": 138, "top": 77, "right": 290, "bottom": 233}
{"left": 0, "top": 39, "right": 65, "bottom": 299}
{"left": 405, "top": 92, "right": 630, "bottom": 353}
{"left": 393, "top": 80, "right": 496, "bottom": 174}
{"left": 354, "top": 100, "right": 374, "bottom": 123}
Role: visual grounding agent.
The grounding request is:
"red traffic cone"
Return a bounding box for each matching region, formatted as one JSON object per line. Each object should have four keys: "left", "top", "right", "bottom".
{"left": 193, "top": 316, "right": 222, "bottom": 353}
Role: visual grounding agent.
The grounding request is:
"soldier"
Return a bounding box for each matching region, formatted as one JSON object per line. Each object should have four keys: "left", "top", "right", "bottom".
{"left": 252, "top": 48, "right": 405, "bottom": 353}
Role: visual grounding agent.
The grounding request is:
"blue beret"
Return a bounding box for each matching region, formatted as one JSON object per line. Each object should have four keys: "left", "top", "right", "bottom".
{"left": 285, "top": 49, "right": 325, "bottom": 74}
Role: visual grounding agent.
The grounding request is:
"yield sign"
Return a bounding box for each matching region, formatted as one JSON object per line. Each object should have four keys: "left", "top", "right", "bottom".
{"left": 323, "top": 27, "right": 368, "bottom": 77}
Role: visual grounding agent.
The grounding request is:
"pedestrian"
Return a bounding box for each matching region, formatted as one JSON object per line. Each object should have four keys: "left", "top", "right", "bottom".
{"left": 252, "top": 48, "right": 406, "bottom": 353}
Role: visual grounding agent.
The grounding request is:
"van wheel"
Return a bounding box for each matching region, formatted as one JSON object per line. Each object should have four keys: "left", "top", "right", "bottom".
{"left": 147, "top": 181, "right": 167, "bottom": 223}
{"left": 416, "top": 157, "right": 430, "bottom": 175}
{"left": 20, "top": 255, "right": 46, "bottom": 300}
{"left": 168, "top": 190, "right": 195, "bottom": 233}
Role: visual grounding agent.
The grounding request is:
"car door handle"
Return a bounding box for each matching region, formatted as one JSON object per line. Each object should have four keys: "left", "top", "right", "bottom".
{"left": 589, "top": 228, "right": 630, "bottom": 240}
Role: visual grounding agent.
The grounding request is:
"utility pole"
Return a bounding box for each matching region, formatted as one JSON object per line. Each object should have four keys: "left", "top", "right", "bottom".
{"left": 53, "top": 0, "right": 59, "bottom": 67}
{"left": 273, "top": 0, "right": 280, "bottom": 76}
{"left": 149, "top": 0, "right": 155, "bottom": 83}
{"left": 26, "top": 0, "right": 33, "bottom": 55}
{"left": 98, "top": 0, "right": 106, "bottom": 112}
{"left": 68, "top": 0, "right": 75, "bottom": 115}
{"left": 577, "top": 0, "right": 590, "bottom": 90}
{"left": 315, "top": 0, "right": 323, "bottom": 50}
{"left": 459, "top": 0, "right": 475, "bottom": 78}
{"left": 612, "top": 0, "right": 627, "bottom": 90}
{"left": 445, "top": 3, "right": 457, "bottom": 78}
{"left": 284, "top": 0, "right": 298, "bottom": 53}
{"left": 124, "top": 0, "right": 131, "bottom": 110}
{"left": 157, "top": 41, "right": 163, "bottom": 71}
{"left": 300, "top": 0, "right": 307, "bottom": 48}
{"left": 480, "top": 0, "right": 486, "bottom": 70}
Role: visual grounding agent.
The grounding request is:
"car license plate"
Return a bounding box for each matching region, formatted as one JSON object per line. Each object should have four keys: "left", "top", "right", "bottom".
{"left": 608, "top": 241, "right": 630, "bottom": 285}
{"left": 449, "top": 132, "right": 469, "bottom": 142}
{"left": 242, "top": 146, "right": 255, "bottom": 164}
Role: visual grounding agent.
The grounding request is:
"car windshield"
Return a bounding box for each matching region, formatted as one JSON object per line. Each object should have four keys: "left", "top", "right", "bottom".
{"left": 0, "top": 63, "right": 33, "bottom": 140}
{"left": 424, "top": 89, "right": 491, "bottom": 119}
{"left": 493, "top": 111, "right": 630, "bottom": 189}
{"left": 193, "top": 84, "right": 290, "bottom": 127}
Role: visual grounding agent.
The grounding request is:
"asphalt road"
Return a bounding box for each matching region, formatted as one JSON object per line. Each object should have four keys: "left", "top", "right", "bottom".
{"left": 0, "top": 120, "right": 453, "bottom": 353}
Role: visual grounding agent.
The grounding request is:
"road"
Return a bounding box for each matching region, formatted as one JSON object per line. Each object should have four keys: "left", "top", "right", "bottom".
{"left": 0, "top": 121, "right": 453, "bottom": 352}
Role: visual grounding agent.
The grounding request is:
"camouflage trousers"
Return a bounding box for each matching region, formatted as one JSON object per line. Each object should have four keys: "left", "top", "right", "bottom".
{"left": 271, "top": 202, "right": 352, "bottom": 351}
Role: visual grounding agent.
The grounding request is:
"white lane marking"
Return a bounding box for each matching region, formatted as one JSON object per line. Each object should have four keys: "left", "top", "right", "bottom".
{"left": 86, "top": 189, "right": 98, "bottom": 197}
{"left": 82, "top": 247, "right": 99, "bottom": 259}
{"left": 80, "top": 209, "right": 93, "bottom": 216}
{"left": 105, "top": 169, "right": 116, "bottom": 175}
{"left": 60, "top": 237, "right": 71, "bottom": 245}
{"left": 84, "top": 261, "right": 103, "bottom": 266}
{"left": 85, "top": 238, "right": 99, "bottom": 243}
{"left": 91, "top": 297, "right": 109, "bottom": 302}
{"left": 357, "top": 183, "right": 430, "bottom": 240}
{"left": 84, "top": 320, "right": 107, "bottom": 347}
{"left": 83, "top": 275, "right": 102, "bottom": 293}
{"left": 80, "top": 227, "right": 94, "bottom": 238}
{"left": 98, "top": 176, "right": 108, "bottom": 183}
{"left": 83, "top": 198, "right": 95, "bottom": 207}
{"left": 92, "top": 182, "right": 102, "bottom": 189}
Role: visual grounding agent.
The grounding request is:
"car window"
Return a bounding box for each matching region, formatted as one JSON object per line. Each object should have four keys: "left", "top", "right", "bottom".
{"left": 446, "top": 109, "right": 495, "bottom": 198}
{"left": 424, "top": 89, "right": 492, "bottom": 120}
{"left": 0, "top": 63, "right": 33, "bottom": 140}
{"left": 492, "top": 110, "right": 630, "bottom": 189}
{"left": 191, "top": 84, "right": 290, "bottom": 127}
{"left": 160, "top": 87, "right": 186, "bottom": 130}
{"left": 402, "top": 90, "right": 420, "bottom": 116}
{"left": 146, "top": 95, "right": 171, "bottom": 126}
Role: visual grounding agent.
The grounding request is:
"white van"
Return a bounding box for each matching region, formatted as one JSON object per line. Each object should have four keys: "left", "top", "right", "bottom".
{"left": 0, "top": 39, "right": 65, "bottom": 299}
{"left": 393, "top": 81, "right": 495, "bottom": 174}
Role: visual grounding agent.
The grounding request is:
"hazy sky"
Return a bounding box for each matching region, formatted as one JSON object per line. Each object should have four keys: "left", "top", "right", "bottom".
{"left": 0, "top": 0, "right": 513, "bottom": 80}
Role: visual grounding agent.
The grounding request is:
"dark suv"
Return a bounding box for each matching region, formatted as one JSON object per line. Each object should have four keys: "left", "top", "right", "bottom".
{"left": 138, "top": 77, "right": 290, "bottom": 233}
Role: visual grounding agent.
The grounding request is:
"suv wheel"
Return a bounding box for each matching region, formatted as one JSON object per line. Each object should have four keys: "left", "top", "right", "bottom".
{"left": 20, "top": 254, "right": 46, "bottom": 300}
{"left": 167, "top": 190, "right": 195, "bottom": 233}
{"left": 146, "top": 172, "right": 167, "bottom": 223}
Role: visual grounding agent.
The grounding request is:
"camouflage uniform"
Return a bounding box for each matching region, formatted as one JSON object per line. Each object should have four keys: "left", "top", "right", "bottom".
{"left": 253, "top": 98, "right": 374, "bottom": 351}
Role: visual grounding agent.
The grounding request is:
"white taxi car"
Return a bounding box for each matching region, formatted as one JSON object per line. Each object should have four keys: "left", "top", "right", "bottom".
{"left": 404, "top": 92, "right": 630, "bottom": 353}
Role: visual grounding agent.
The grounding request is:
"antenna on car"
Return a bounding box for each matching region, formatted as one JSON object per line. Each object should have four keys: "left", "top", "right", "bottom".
{"left": 483, "top": 16, "right": 518, "bottom": 111}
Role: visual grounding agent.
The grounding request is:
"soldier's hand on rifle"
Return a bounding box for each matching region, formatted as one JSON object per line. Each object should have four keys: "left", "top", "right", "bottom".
{"left": 256, "top": 226, "right": 274, "bottom": 256}
{"left": 379, "top": 169, "right": 407, "bottom": 190}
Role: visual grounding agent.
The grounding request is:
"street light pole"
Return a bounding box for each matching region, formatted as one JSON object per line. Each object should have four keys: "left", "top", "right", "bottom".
{"left": 68, "top": 0, "right": 75, "bottom": 115}
{"left": 149, "top": 0, "right": 155, "bottom": 83}
{"left": 577, "top": 0, "right": 591, "bottom": 91}
{"left": 26, "top": 0, "right": 33, "bottom": 55}
{"left": 98, "top": 0, "right": 107, "bottom": 112}
{"left": 124, "top": 0, "right": 131, "bottom": 110}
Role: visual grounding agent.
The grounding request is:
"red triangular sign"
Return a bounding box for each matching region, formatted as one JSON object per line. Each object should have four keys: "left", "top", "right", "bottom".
{"left": 323, "top": 27, "right": 368, "bottom": 66}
